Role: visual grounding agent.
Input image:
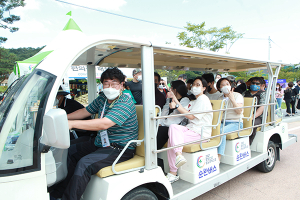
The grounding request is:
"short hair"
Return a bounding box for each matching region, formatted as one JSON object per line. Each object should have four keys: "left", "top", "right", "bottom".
{"left": 251, "top": 77, "right": 264, "bottom": 85}
{"left": 187, "top": 79, "right": 194, "bottom": 84}
{"left": 216, "top": 78, "right": 231, "bottom": 92}
{"left": 193, "top": 76, "right": 208, "bottom": 90}
{"left": 154, "top": 72, "right": 161, "bottom": 82}
{"left": 288, "top": 82, "right": 294, "bottom": 87}
{"left": 260, "top": 77, "right": 266, "bottom": 85}
{"left": 171, "top": 80, "right": 188, "bottom": 97}
{"left": 202, "top": 73, "right": 215, "bottom": 83}
{"left": 132, "top": 68, "right": 142, "bottom": 76}
{"left": 178, "top": 74, "right": 187, "bottom": 80}
{"left": 101, "top": 67, "right": 125, "bottom": 83}
{"left": 237, "top": 79, "right": 245, "bottom": 84}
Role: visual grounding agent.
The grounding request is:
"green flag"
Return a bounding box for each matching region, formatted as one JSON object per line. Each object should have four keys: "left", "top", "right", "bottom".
{"left": 66, "top": 11, "right": 72, "bottom": 16}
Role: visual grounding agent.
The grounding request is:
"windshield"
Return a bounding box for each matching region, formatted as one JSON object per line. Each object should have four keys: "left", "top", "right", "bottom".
{"left": 0, "top": 75, "right": 28, "bottom": 129}
{"left": 0, "top": 70, "right": 56, "bottom": 175}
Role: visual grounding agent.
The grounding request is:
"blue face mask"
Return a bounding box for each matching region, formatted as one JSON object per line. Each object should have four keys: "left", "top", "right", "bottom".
{"left": 250, "top": 85, "right": 260, "bottom": 91}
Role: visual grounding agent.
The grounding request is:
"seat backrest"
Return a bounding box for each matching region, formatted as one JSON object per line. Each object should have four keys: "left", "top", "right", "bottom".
{"left": 266, "top": 105, "right": 271, "bottom": 123}
{"left": 243, "top": 97, "right": 255, "bottom": 128}
{"left": 135, "top": 105, "right": 145, "bottom": 157}
{"left": 210, "top": 100, "right": 225, "bottom": 143}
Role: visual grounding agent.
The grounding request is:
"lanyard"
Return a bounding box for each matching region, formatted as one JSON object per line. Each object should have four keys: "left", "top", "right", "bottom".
{"left": 100, "top": 100, "right": 107, "bottom": 119}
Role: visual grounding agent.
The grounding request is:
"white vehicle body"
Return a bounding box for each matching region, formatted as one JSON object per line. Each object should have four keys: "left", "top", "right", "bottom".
{"left": 0, "top": 33, "right": 297, "bottom": 200}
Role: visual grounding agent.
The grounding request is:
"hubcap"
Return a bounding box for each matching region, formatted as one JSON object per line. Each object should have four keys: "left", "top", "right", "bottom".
{"left": 266, "top": 146, "right": 275, "bottom": 167}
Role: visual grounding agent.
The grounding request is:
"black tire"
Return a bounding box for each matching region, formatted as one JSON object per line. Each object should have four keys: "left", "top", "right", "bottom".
{"left": 121, "top": 186, "right": 158, "bottom": 200}
{"left": 257, "top": 141, "right": 277, "bottom": 173}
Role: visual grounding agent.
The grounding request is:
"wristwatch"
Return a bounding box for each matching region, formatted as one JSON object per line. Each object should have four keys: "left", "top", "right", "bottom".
{"left": 175, "top": 104, "right": 179, "bottom": 109}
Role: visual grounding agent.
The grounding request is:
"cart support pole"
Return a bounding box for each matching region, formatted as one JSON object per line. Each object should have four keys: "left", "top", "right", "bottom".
{"left": 141, "top": 46, "right": 157, "bottom": 170}
{"left": 86, "top": 47, "right": 97, "bottom": 104}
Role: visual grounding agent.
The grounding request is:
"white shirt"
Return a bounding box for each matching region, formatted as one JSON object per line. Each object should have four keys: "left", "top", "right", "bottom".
{"left": 159, "top": 97, "right": 190, "bottom": 127}
{"left": 219, "top": 92, "right": 244, "bottom": 122}
{"left": 184, "top": 94, "right": 213, "bottom": 139}
{"left": 205, "top": 91, "right": 222, "bottom": 100}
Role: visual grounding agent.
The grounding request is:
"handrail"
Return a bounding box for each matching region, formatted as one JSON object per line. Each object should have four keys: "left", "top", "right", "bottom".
{"left": 237, "top": 97, "right": 257, "bottom": 137}
{"left": 199, "top": 99, "right": 227, "bottom": 150}
{"left": 111, "top": 105, "right": 161, "bottom": 174}
{"left": 153, "top": 120, "right": 276, "bottom": 154}
{"left": 152, "top": 103, "right": 277, "bottom": 120}
{"left": 111, "top": 139, "right": 144, "bottom": 174}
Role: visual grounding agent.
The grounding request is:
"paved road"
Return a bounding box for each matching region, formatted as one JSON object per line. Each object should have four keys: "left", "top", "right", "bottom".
{"left": 194, "top": 120, "right": 300, "bottom": 200}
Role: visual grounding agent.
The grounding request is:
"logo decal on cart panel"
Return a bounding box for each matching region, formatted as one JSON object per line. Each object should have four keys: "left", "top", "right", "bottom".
{"left": 197, "top": 156, "right": 205, "bottom": 168}
{"left": 235, "top": 142, "right": 241, "bottom": 153}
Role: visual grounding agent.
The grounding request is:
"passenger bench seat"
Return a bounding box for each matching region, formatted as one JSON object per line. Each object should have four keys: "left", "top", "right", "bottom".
{"left": 182, "top": 100, "right": 224, "bottom": 152}
{"left": 96, "top": 105, "right": 145, "bottom": 178}
{"left": 226, "top": 97, "right": 255, "bottom": 140}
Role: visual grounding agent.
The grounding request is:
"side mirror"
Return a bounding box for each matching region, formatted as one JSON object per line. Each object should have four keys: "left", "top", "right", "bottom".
{"left": 40, "top": 109, "right": 70, "bottom": 149}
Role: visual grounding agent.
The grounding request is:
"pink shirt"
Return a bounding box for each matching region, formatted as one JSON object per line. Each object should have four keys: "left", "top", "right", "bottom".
{"left": 275, "top": 88, "right": 283, "bottom": 98}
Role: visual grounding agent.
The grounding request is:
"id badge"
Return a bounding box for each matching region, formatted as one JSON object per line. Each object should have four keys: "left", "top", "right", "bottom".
{"left": 100, "top": 130, "right": 110, "bottom": 147}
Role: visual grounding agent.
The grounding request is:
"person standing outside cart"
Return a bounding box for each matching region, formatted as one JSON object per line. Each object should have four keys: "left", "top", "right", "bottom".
{"left": 50, "top": 67, "right": 138, "bottom": 200}
{"left": 284, "top": 82, "right": 297, "bottom": 117}
{"left": 294, "top": 80, "right": 300, "bottom": 110}
{"left": 275, "top": 83, "right": 284, "bottom": 109}
{"left": 127, "top": 69, "right": 143, "bottom": 105}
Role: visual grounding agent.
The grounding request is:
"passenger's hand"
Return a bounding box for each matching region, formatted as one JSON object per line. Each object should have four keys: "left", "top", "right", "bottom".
{"left": 167, "top": 91, "right": 175, "bottom": 99}
{"left": 169, "top": 99, "right": 176, "bottom": 109}
{"left": 163, "top": 80, "right": 168, "bottom": 88}
{"left": 68, "top": 120, "right": 74, "bottom": 130}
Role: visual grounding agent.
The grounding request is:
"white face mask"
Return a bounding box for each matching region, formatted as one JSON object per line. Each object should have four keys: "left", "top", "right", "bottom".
{"left": 221, "top": 85, "right": 231, "bottom": 94}
{"left": 237, "top": 83, "right": 241, "bottom": 86}
{"left": 103, "top": 88, "right": 120, "bottom": 100}
{"left": 137, "top": 75, "right": 142, "bottom": 81}
{"left": 191, "top": 86, "right": 202, "bottom": 96}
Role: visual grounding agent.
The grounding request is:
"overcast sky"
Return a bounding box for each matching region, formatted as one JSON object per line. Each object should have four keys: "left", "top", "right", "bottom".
{"left": 1, "top": 0, "right": 300, "bottom": 66}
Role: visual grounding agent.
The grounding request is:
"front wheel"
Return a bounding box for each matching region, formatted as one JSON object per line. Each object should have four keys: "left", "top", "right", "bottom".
{"left": 257, "top": 141, "right": 277, "bottom": 173}
{"left": 121, "top": 186, "right": 158, "bottom": 200}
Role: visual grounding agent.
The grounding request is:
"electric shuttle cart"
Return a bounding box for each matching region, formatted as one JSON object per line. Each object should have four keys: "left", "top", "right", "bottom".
{"left": 0, "top": 35, "right": 297, "bottom": 200}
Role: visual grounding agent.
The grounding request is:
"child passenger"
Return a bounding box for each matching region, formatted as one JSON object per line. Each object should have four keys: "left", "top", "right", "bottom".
{"left": 165, "top": 77, "right": 213, "bottom": 183}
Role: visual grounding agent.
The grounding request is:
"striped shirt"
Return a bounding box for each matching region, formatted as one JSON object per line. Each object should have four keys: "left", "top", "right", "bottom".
{"left": 86, "top": 92, "right": 138, "bottom": 150}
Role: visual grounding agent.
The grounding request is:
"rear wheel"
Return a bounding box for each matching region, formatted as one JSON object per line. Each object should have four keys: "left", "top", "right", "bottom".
{"left": 121, "top": 186, "right": 158, "bottom": 200}
{"left": 257, "top": 141, "right": 277, "bottom": 173}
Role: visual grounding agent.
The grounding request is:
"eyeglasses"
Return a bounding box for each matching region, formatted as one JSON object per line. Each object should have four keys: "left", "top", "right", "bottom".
{"left": 251, "top": 82, "right": 261, "bottom": 85}
{"left": 103, "top": 82, "right": 121, "bottom": 88}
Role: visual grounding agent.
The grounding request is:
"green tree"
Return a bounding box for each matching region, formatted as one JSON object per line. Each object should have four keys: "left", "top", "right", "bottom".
{"left": 0, "top": 0, "right": 25, "bottom": 44}
{"left": 154, "top": 69, "right": 202, "bottom": 83}
{"left": 177, "top": 22, "right": 244, "bottom": 53}
{"left": 277, "top": 65, "right": 300, "bottom": 82}
{"left": 0, "top": 47, "right": 17, "bottom": 82}
{"left": 229, "top": 70, "right": 267, "bottom": 82}
{"left": 9, "top": 46, "right": 44, "bottom": 61}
